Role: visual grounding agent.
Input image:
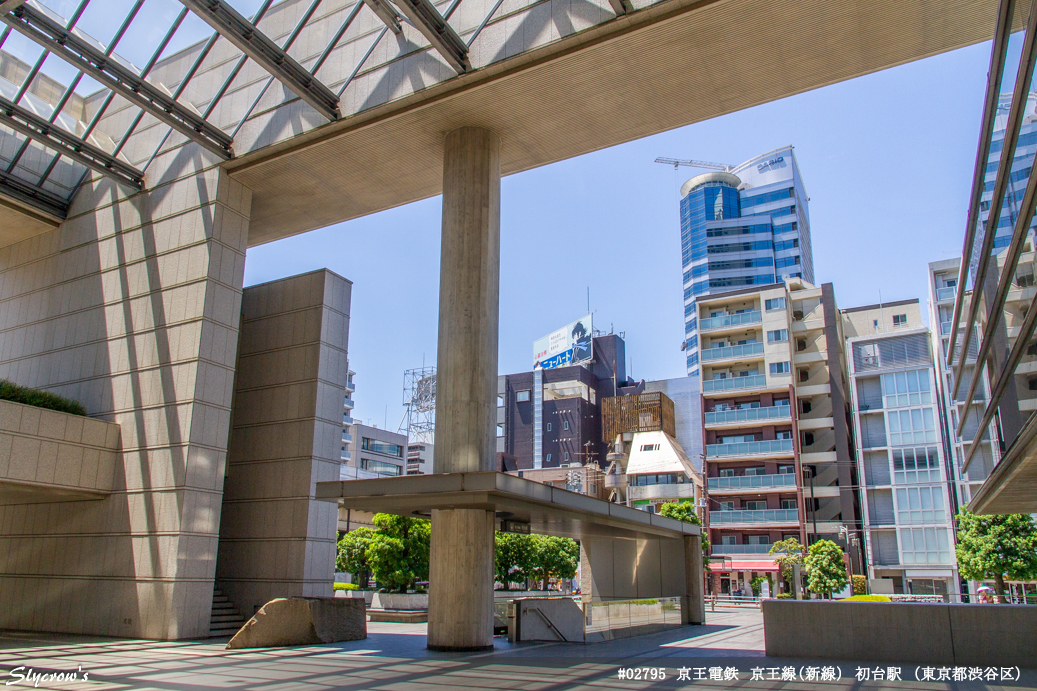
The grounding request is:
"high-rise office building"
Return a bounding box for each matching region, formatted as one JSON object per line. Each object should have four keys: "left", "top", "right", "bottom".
{"left": 983, "top": 92, "right": 1037, "bottom": 253}
{"left": 680, "top": 146, "right": 814, "bottom": 374}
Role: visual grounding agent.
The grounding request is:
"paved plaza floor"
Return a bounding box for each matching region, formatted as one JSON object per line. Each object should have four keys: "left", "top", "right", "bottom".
{"left": 0, "top": 607, "right": 1032, "bottom": 690}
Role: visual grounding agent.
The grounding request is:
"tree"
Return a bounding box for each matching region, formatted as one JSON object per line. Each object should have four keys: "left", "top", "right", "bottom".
{"left": 528, "top": 535, "right": 579, "bottom": 588}
{"left": 769, "top": 537, "right": 806, "bottom": 589}
{"left": 337, "top": 527, "right": 375, "bottom": 589}
{"left": 366, "top": 513, "right": 430, "bottom": 593}
{"left": 495, "top": 532, "right": 535, "bottom": 589}
{"left": 658, "top": 501, "right": 711, "bottom": 556}
{"left": 955, "top": 510, "right": 1037, "bottom": 603}
{"left": 805, "top": 539, "right": 847, "bottom": 598}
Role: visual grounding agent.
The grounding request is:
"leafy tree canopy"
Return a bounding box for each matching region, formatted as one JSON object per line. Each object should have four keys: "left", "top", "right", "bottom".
{"left": 366, "top": 514, "right": 430, "bottom": 593}
{"left": 804, "top": 539, "right": 847, "bottom": 597}
{"left": 956, "top": 510, "right": 1037, "bottom": 603}
{"left": 494, "top": 533, "right": 579, "bottom": 589}
{"left": 658, "top": 501, "right": 711, "bottom": 555}
{"left": 337, "top": 527, "right": 375, "bottom": 580}
{"left": 769, "top": 537, "right": 806, "bottom": 582}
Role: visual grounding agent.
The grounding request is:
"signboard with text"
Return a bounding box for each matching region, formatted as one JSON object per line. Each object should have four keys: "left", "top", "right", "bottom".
{"left": 533, "top": 314, "right": 593, "bottom": 370}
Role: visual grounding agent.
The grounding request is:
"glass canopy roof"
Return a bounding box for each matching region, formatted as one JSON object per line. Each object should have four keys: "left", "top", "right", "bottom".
{"left": 0, "top": 0, "right": 637, "bottom": 218}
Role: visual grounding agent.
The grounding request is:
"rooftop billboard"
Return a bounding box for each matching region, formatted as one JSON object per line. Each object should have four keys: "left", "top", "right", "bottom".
{"left": 533, "top": 314, "right": 593, "bottom": 370}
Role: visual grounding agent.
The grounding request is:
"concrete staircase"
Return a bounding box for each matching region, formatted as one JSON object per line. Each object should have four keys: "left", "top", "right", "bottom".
{"left": 209, "top": 589, "right": 247, "bottom": 637}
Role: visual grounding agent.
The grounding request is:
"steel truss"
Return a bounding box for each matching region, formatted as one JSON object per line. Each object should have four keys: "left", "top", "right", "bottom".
{"left": 179, "top": 0, "right": 341, "bottom": 121}
{"left": 0, "top": 96, "right": 143, "bottom": 189}
{"left": 0, "top": 2, "right": 234, "bottom": 159}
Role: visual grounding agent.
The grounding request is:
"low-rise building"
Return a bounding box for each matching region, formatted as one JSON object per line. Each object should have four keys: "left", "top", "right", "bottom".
{"left": 406, "top": 442, "right": 434, "bottom": 475}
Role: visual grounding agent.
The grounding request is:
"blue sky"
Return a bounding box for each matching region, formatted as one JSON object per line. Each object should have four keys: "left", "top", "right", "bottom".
{"left": 243, "top": 41, "right": 992, "bottom": 432}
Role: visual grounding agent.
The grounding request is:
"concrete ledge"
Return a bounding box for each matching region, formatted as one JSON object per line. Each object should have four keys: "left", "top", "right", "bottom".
{"left": 368, "top": 609, "right": 428, "bottom": 623}
{"left": 763, "top": 600, "right": 1037, "bottom": 666}
{"left": 227, "top": 597, "right": 366, "bottom": 649}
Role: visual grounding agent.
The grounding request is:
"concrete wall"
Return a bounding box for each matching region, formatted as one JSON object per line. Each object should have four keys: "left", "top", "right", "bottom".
{"left": 216, "top": 269, "right": 351, "bottom": 617}
{"left": 763, "top": 600, "right": 1037, "bottom": 666}
{"left": 0, "top": 152, "right": 251, "bottom": 639}
{"left": 580, "top": 535, "right": 688, "bottom": 601}
{"left": 0, "top": 400, "right": 120, "bottom": 501}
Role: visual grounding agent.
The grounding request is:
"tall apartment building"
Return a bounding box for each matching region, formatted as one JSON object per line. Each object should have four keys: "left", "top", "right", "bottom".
{"left": 699, "top": 279, "right": 858, "bottom": 595}
{"left": 679, "top": 147, "right": 814, "bottom": 374}
{"left": 843, "top": 301, "right": 960, "bottom": 598}
{"left": 341, "top": 367, "right": 355, "bottom": 465}
{"left": 984, "top": 92, "right": 1037, "bottom": 252}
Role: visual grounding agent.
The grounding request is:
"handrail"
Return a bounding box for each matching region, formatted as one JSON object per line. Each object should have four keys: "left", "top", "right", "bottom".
{"left": 705, "top": 405, "right": 791, "bottom": 425}
{"left": 701, "top": 342, "right": 765, "bottom": 362}
{"left": 703, "top": 374, "right": 767, "bottom": 393}
{"left": 700, "top": 311, "right": 762, "bottom": 331}
{"left": 708, "top": 474, "right": 797, "bottom": 490}
{"left": 706, "top": 439, "right": 794, "bottom": 458}
{"left": 710, "top": 509, "right": 799, "bottom": 524}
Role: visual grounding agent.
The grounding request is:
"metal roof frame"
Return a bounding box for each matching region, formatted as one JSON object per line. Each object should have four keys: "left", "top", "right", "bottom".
{"left": 393, "top": 0, "right": 470, "bottom": 73}
{"left": 0, "top": 2, "right": 234, "bottom": 159}
{"left": 179, "top": 0, "right": 341, "bottom": 121}
{"left": 0, "top": 95, "right": 144, "bottom": 189}
{"left": 0, "top": 168, "right": 67, "bottom": 219}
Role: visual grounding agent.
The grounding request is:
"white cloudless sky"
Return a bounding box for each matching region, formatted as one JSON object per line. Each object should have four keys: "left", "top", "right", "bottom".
{"left": 243, "top": 41, "right": 992, "bottom": 432}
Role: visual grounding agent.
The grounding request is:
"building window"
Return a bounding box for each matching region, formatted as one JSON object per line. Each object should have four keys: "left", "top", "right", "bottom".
{"left": 744, "top": 501, "right": 767, "bottom": 511}
{"left": 780, "top": 499, "right": 797, "bottom": 510}
{"left": 360, "top": 458, "right": 402, "bottom": 476}
{"left": 768, "top": 329, "right": 788, "bottom": 342}
{"left": 498, "top": 394, "right": 504, "bottom": 407}
{"left": 496, "top": 424, "right": 504, "bottom": 437}
{"left": 361, "top": 438, "right": 404, "bottom": 457}
{"left": 799, "top": 368, "right": 809, "bottom": 382}
{"left": 719, "top": 468, "right": 736, "bottom": 477}
{"left": 564, "top": 452, "right": 570, "bottom": 462}
{"left": 778, "top": 464, "right": 795, "bottom": 474}
{"left": 640, "top": 443, "right": 661, "bottom": 451}
{"left": 900, "top": 527, "right": 952, "bottom": 564}
{"left": 887, "top": 407, "right": 937, "bottom": 445}
{"left": 546, "top": 453, "right": 552, "bottom": 463}
{"left": 770, "top": 362, "right": 790, "bottom": 375}
{"left": 563, "top": 421, "right": 570, "bottom": 430}
{"left": 801, "top": 400, "right": 812, "bottom": 414}
{"left": 744, "top": 466, "right": 766, "bottom": 476}
{"left": 546, "top": 422, "right": 552, "bottom": 432}
{"left": 765, "top": 297, "right": 786, "bottom": 311}
{"left": 721, "top": 535, "right": 737, "bottom": 545}
{"left": 893, "top": 314, "right": 908, "bottom": 327}
{"left": 895, "top": 486, "right": 946, "bottom": 524}
{"left": 719, "top": 501, "right": 734, "bottom": 510}
{"left": 516, "top": 390, "right": 530, "bottom": 402}
{"left": 893, "top": 446, "right": 941, "bottom": 483}
{"left": 776, "top": 430, "right": 792, "bottom": 440}
{"left": 881, "top": 370, "right": 932, "bottom": 408}
{"left": 803, "top": 432, "right": 815, "bottom": 446}
{"left": 797, "top": 338, "right": 807, "bottom": 352}
{"left": 747, "top": 535, "right": 771, "bottom": 545}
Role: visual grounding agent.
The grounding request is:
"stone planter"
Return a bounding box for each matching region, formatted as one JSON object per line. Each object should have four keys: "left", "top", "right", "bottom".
{"left": 371, "top": 592, "right": 429, "bottom": 610}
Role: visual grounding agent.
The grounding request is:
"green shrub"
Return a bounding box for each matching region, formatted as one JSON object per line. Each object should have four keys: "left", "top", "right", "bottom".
{"left": 0, "top": 380, "right": 86, "bottom": 416}
{"left": 852, "top": 574, "right": 868, "bottom": 595}
{"left": 776, "top": 593, "right": 793, "bottom": 599}
{"left": 842, "top": 594, "right": 891, "bottom": 602}
{"left": 333, "top": 582, "right": 359, "bottom": 591}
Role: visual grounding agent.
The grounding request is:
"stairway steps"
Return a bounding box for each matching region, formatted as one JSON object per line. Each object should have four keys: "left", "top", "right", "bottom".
{"left": 209, "top": 588, "right": 247, "bottom": 638}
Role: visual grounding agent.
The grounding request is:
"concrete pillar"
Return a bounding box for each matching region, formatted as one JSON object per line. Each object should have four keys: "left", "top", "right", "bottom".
{"left": 427, "top": 127, "right": 501, "bottom": 651}
{"left": 684, "top": 535, "right": 704, "bottom": 624}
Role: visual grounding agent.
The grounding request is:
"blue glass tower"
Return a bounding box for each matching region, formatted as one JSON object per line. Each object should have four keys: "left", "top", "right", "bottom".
{"left": 681, "top": 147, "right": 813, "bottom": 374}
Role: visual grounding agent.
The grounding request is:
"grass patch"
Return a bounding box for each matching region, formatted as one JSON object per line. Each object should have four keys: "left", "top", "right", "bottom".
{"left": 842, "top": 594, "right": 891, "bottom": 602}
{"left": 0, "top": 380, "right": 85, "bottom": 416}
{"left": 333, "top": 583, "right": 359, "bottom": 591}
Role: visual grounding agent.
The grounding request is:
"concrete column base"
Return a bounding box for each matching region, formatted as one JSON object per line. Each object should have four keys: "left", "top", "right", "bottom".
{"left": 427, "top": 508, "right": 495, "bottom": 651}
{"left": 684, "top": 535, "right": 705, "bottom": 624}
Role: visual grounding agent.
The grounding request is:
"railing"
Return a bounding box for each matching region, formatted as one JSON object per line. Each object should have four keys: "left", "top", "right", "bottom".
{"left": 705, "top": 405, "right": 791, "bottom": 425}
{"left": 343, "top": 415, "right": 354, "bottom": 425}
{"left": 708, "top": 474, "right": 797, "bottom": 491}
{"left": 699, "top": 311, "right": 762, "bottom": 331}
{"left": 711, "top": 544, "right": 774, "bottom": 555}
{"left": 706, "top": 438, "right": 794, "bottom": 458}
{"left": 701, "top": 341, "right": 764, "bottom": 362}
{"left": 703, "top": 374, "right": 767, "bottom": 393}
{"left": 710, "top": 509, "right": 799, "bottom": 524}
{"left": 342, "top": 432, "right": 353, "bottom": 443}
{"left": 936, "top": 286, "right": 956, "bottom": 301}
{"left": 707, "top": 595, "right": 762, "bottom": 609}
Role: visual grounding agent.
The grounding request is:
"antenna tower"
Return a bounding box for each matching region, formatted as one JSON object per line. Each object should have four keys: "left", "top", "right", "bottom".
{"left": 402, "top": 366, "right": 437, "bottom": 443}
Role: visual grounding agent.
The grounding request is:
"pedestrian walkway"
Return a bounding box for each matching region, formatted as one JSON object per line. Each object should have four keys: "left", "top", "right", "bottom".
{"left": 0, "top": 609, "right": 1032, "bottom": 690}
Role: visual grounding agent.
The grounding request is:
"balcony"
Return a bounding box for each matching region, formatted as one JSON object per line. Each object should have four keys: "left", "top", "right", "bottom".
{"left": 708, "top": 473, "right": 797, "bottom": 492}
{"left": 345, "top": 379, "right": 356, "bottom": 393}
{"left": 604, "top": 473, "right": 627, "bottom": 489}
{"left": 710, "top": 509, "right": 799, "bottom": 525}
{"left": 343, "top": 415, "right": 354, "bottom": 425}
{"left": 936, "top": 286, "right": 956, "bottom": 302}
{"left": 699, "top": 311, "right": 762, "bottom": 332}
{"left": 343, "top": 396, "right": 354, "bottom": 409}
{"left": 700, "top": 342, "right": 765, "bottom": 363}
{"left": 703, "top": 374, "right": 768, "bottom": 394}
{"left": 706, "top": 438, "right": 794, "bottom": 458}
{"left": 705, "top": 405, "right": 791, "bottom": 426}
{"left": 342, "top": 432, "right": 353, "bottom": 443}
{"left": 711, "top": 544, "right": 774, "bottom": 555}
{"left": 627, "top": 483, "right": 696, "bottom": 501}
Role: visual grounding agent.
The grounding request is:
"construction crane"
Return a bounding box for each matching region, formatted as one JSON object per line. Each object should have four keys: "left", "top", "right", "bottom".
{"left": 654, "top": 156, "right": 735, "bottom": 172}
